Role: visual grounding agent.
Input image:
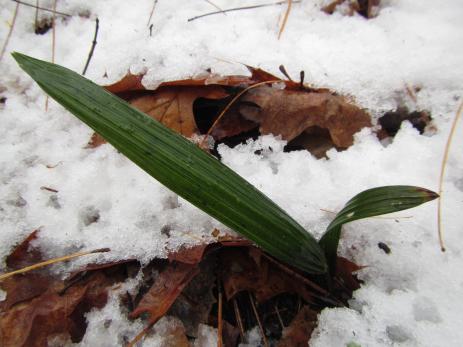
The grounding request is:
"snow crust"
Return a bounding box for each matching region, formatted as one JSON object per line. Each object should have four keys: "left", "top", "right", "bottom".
{"left": 1, "top": 0, "right": 463, "bottom": 346}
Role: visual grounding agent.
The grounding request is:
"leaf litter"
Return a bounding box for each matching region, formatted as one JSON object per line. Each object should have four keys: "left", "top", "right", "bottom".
{"left": 1, "top": 230, "right": 363, "bottom": 346}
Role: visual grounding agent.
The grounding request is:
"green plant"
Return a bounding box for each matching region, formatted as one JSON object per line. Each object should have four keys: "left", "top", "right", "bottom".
{"left": 12, "top": 52, "right": 438, "bottom": 275}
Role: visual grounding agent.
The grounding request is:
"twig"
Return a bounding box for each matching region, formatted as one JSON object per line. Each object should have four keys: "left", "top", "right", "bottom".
{"left": 199, "top": 80, "right": 281, "bottom": 149}
{"left": 34, "top": 0, "right": 39, "bottom": 30}
{"left": 0, "top": 248, "right": 110, "bottom": 281}
{"left": 437, "top": 100, "right": 463, "bottom": 252}
{"left": 277, "top": 0, "right": 292, "bottom": 40}
{"left": 188, "top": 0, "right": 300, "bottom": 22}
{"left": 0, "top": 2, "right": 20, "bottom": 62}
{"left": 146, "top": 0, "right": 158, "bottom": 26}
{"left": 11, "top": 0, "right": 71, "bottom": 17}
{"left": 233, "top": 298, "right": 245, "bottom": 341}
{"left": 248, "top": 292, "right": 269, "bottom": 347}
{"left": 217, "top": 279, "right": 223, "bottom": 347}
{"left": 45, "top": 0, "right": 57, "bottom": 111}
{"left": 82, "top": 17, "right": 99, "bottom": 75}
{"left": 204, "top": 0, "right": 226, "bottom": 15}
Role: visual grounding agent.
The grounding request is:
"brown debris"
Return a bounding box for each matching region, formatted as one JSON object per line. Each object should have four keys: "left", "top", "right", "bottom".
{"left": 277, "top": 306, "right": 318, "bottom": 347}
{"left": 322, "top": 0, "right": 381, "bottom": 18}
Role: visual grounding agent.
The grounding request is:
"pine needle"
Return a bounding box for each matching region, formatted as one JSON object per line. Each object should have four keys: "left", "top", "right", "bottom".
{"left": 11, "top": 0, "right": 71, "bottom": 17}
{"left": 437, "top": 100, "right": 463, "bottom": 252}
{"left": 146, "top": 0, "right": 158, "bottom": 26}
{"left": 0, "top": 248, "right": 110, "bottom": 281}
{"left": 248, "top": 292, "right": 269, "bottom": 347}
{"left": 278, "top": 0, "right": 292, "bottom": 40}
{"left": 0, "top": 2, "right": 20, "bottom": 62}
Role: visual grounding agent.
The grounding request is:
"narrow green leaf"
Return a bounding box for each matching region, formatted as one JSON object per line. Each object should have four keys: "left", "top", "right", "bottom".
{"left": 12, "top": 52, "right": 327, "bottom": 274}
{"left": 319, "top": 185, "right": 438, "bottom": 272}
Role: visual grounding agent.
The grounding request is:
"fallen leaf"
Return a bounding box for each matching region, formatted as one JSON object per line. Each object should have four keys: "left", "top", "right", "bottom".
{"left": 0, "top": 257, "right": 132, "bottom": 347}
{"left": 130, "top": 262, "right": 200, "bottom": 325}
{"left": 239, "top": 86, "right": 371, "bottom": 148}
{"left": 6, "top": 228, "right": 43, "bottom": 270}
{"left": 335, "top": 256, "right": 365, "bottom": 294}
{"left": 91, "top": 67, "right": 369, "bottom": 157}
{"left": 277, "top": 306, "right": 318, "bottom": 347}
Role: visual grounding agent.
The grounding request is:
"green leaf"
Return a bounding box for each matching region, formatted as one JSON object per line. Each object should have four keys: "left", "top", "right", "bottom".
{"left": 12, "top": 52, "right": 327, "bottom": 274}
{"left": 319, "top": 185, "right": 438, "bottom": 272}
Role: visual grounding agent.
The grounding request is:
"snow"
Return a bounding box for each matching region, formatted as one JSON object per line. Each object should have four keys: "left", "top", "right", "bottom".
{"left": 1, "top": 0, "right": 463, "bottom": 346}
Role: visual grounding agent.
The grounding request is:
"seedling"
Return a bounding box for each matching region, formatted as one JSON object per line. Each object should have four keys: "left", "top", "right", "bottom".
{"left": 12, "top": 53, "right": 438, "bottom": 275}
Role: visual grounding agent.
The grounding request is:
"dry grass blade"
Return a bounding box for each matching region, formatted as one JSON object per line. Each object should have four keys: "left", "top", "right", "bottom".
{"left": 12, "top": 0, "right": 71, "bottom": 17}
{"left": 248, "top": 292, "right": 269, "bottom": 347}
{"left": 0, "top": 2, "right": 20, "bottom": 62}
{"left": 199, "top": 80, "right": 281, "bottom": 148}
{"left": 0, "top": 248, "right": 110, "bottom": 281}
{"left": 45, "top": 0, "right": 57, "bottom": 111}
{"left": 278, "top": 0, "right": 292, "bottom": 40}
{"left": 217, "top": 284, "right": 223, "bottom": 347}
{"left": 233, "top": 298, "right": 245, "bottom": 341}
{"left": 437, "top": 100, "right": 463, "bottom": 252}
{"left": 146, "top": 0, "right": 158, "bottom": 26}
{"left": 188, "top": 1, "right": 300, "bottom": 22}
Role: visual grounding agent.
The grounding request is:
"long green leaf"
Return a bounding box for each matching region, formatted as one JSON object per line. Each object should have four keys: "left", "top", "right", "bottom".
{"left": 12, "top": 52, "right": 327, "bottom": 274}
{"left": 319, "top": 185, "right": 438, "bottom": 272}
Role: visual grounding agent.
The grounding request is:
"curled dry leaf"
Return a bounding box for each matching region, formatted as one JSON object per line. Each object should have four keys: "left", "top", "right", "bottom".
{"left": 240, "top": 86, "right": 371, "bottom": 148}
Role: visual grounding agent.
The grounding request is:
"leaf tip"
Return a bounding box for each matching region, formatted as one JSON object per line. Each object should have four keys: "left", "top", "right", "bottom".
{"left": 417, "top": 187, "right": 439, "bottom": 201}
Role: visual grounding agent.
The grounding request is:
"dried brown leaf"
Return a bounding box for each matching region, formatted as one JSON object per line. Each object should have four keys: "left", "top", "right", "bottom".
{"left": 6, "top": 229, "right": 43, "bottom": 270}
{"left": 130, "top": 262, "right": 200, "bottom": 325}
{"left": 240, "top": 86, "right": 371, "bottom": 148}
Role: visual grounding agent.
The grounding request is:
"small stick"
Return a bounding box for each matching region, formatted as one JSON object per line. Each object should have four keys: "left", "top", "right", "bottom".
{"left": 40, "top": 186, "right": 58, "bottom": 193}
{"left": 34, "top": 0, "right": 39, "bottom": 30}
{"left": 248, "top": 292, "right": 269, "bottom": 347}
{"left": 0, "top": 248, "right": 110, "bottom": 281}
{"left": 188, "top": 0, "right": 300, "bottom": 22}
{"left": 146, "top": 0, "right": 158, "bottom": 26}
{"left": 82, "top": 17, "right": 99, "bottom": 75}
{"left": 199, "top": 79, "right": 281, "bottom": 148}
{"left": 217, "top": 279, "right": 223, "bottom": 347}
{"left": 45, "top": 0, "right": 57, "bottom": 111}
{"left": 233, "top": 298, "right": 245, "bottom": 341}
{"left": 11, "top": 0, "right": 71, "bottom": 17}
{"left": 0, "top": 2, "right": 20, "bottom": 62}
{"left": 277, "top": 0, "right": 292, "bottom": 40}
{"left": 437, "top": 100, "right": 463, "bottom": 252}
